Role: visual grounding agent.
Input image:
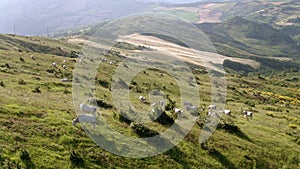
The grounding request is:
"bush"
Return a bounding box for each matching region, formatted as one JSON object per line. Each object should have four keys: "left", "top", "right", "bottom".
{"left": 63, "top": 88, "right": 71, "bottom": 94}
{"left": 20, "top": 149, "right": 35, "bottom": 168}
{"left": 245, "top": 101, "right": 255, "bottom": 107}
{"left": 119, "top": 112, "right": 133, "bottom": 124}
{"left": 97, "top": 79, "right": 110, "bottom": 88}
{"left": 0, "top": 80, "right": 5, "bottom": 87}
{"left": 32, "top": 87, "right": 41, "bottom": 93}
{"left": 70, "top": 150, "right": 85, "bottom": 167}
{"left": 19, "top": 57, "right": 25, "bottom": 62}
{"left": 130, "top": 122, "right": 159, "bottom": 138}
{"left": 266, "top": 112, "right": 275, "bottom": 117}
{"left": 289, "top": 124, "right": 297, "bottom": 129}
{"left": 151, "top": 109, "right": 174, "bottom": 126}
{"left": 18, "top": 79, "right": 26, "bottom": 85}
{"left": 4, "top": 63, "right": 10, "bottom": 69}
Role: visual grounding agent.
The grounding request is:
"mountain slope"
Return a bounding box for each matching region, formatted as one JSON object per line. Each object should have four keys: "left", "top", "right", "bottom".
{"left": 0, "top": 34, "right": 81, "bottom": 57}
{"left": 0, "top": 34, "right": 299, "bottom": 168}
{"left": 197, "top": 17, "right": 300, "bottom": 58}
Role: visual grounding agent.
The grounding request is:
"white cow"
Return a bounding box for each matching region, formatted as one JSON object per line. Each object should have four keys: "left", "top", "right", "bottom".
{"left": 61, "top": 78, "right": 69, "bottom": 82}
{"left": 52, "top": 62, "right": 57, "bottom": 67}
{"left": 139, "top": 96, "right": 146, "bottom": 103}
{"left": 173, "top": 108, "right": 183, "bottom": 116}
{"left": 80, "top": 103, "right": 97, "bottom": 113}
{"left": 72, "top": 114, "right": 97, "bottom": 127}
{"left": 207, "top": 110, "right": 220, "bottom": 117}
{"left": 223, "top": 110, "right": 231, "bottom": 116}
{"left": 31, "top": 55, "right": 35, "bottom": 60}
{"left": 243, "top": 111, "right": 253, "bottom": 118}
{"left": 62, "top": 65, "right": 67, "bottom": 69}
{"left": 63, "top": 60, "right": 66, "bottom": 63}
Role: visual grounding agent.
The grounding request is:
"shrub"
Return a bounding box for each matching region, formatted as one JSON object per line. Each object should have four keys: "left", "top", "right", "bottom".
{"left": 245, "top": 101, "right": 255, "bottom": 107}
{"left": 70, "top": 150, "right": 85, "bottom": 167}
{"left": 32, "top": 87, "right": 41, "bottom": 93}
{"left": 0, "top": 80, "right": 5, "bottom": 87}
{"left": 19, "top": 57, "right": 25, "bottom": 62}
{"left": 97, "top": 79, "right": 110, "bottom": 88}
{"left": 289, "top": 124, "right": 297, "bottom": 129}
{"left": 63, "top": 88, "right": 71, "bottom": 94}
{"left": 96, "top": 99, "right": 113, "bottom": 109}
{"left": 4, "top": 63, "right": 10, "bottom": 69}
{"left": 18, "top": 79, "right": 26, "bottom": 85}
{"left": 119, "top": 111, "right": 133, "bottom": 125}
{"left": 20, "top": 149, "right": 35, "bottom": 168}
{"left": 131, "top": 81, "right": 137, "bottom": 86}
{"left": 151, "top": 109, "right": 174, "bottom": 126}
{"left": 266, "top": 112, "right": 275, "bottom": 117}
{"left": 130, "top": 122, "right": 159, "bottom": 138}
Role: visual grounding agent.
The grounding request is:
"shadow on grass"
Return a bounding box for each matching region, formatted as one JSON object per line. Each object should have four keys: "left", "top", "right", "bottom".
{"left": 208, "top": 149, "right": 236, "bottom": 169}
{"left": 218, "top": 121, "right": 253, "bottom": 143}
{"left": 20, "top": 150, "right": 35, "bottom": 169}
{"left": 130, "top": 122, "right": 190, "bottom": 167}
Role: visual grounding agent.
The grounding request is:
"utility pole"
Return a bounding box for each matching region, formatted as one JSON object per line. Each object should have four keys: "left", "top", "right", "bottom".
{"left": 13, "top": 24, "right": 16, "bottom": 35}
{"left": 47, "top": 27, "right": 49, "bottom": 38}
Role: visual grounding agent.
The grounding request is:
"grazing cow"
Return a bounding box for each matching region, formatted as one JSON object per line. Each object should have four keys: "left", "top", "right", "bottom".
{"left": 72, "top": 114, "right": 97, "bottom": 127}
{"left": 31, "top": 55, "right": 35, "bottom": 60}
{"left": 173, "top": 108, "right": 183, "bottom": 116}
{"left": 52, "top": 62, "right": 57, "bottom": 67}
{"left": 242, "top": 111, "right": 253, "bottom": 118}
{"left": 208, "top": 105, "right": 217, "bottom": 110}
{"left": 61, "top": 78, "right": 69, "bottom": 82}
{"left": 63, "top": 60, "right": 66, "bottom": 63}
{"left": 208, "top": 110, "right": 220, "bottom": 117}
{"left": 139, "top": 96, "right": 146, "bottom": 103}
{"left": 80, "top": 103, "right": 97, "bottom": 113}
{"left": 62, "top": 65, "right": 67, "bottom": 69}
{"left": 223, "top": 110, "right": 231, "bottom": 116}
{"left": 109, "top": 61, "right": 114, "bottom": 65}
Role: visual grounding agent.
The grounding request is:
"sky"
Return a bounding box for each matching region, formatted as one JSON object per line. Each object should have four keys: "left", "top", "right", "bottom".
{"left": 0, "top": 0, "right": 226, "bottom": 35}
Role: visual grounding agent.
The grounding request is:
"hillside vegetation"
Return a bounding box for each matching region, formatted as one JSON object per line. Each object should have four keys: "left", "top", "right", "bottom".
{"left": 156, "top": 0, "right": 300, "bottom": 45}
{"left": 197, "top": 17, "right": 300, "bottom": 58}
{"left": 0, "top": 34, "right": 299, "bottom": 168}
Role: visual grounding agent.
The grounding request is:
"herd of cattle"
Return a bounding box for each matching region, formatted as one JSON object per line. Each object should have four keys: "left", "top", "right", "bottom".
{"left": 28, "top": 55, "right": 254, "bottom": 127}
{"left": 72, "top": 95, "right": 254, "bottom": 127}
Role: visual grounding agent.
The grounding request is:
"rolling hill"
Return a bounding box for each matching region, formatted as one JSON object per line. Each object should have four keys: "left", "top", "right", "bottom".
{"left": 155, "top": 0, "right": 300, "bottom": 45}
{"left": 197, "top": 17, "right": 300, "bottom": 58}
{"left": 0, "top": 31, "right": 299, "bottom": 168}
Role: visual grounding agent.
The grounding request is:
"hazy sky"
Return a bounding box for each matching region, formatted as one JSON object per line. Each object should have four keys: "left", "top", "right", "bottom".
{"left": 0, "top": 0, "right": 155, "bottom": 35}
{"left": 0, "top": 0, "right": 222, "bottom": 35}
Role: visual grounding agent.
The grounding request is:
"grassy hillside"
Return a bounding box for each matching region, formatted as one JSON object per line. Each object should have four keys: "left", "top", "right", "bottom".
{"left": 0, "top": 34, "right": 299, "bottom": 168}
